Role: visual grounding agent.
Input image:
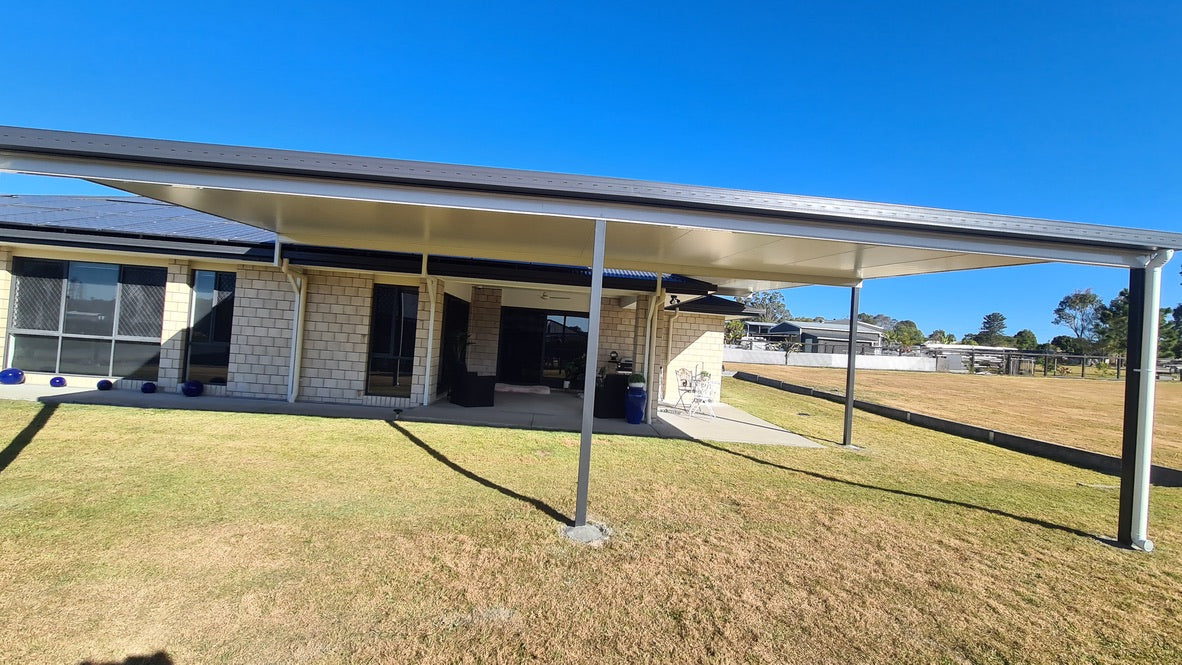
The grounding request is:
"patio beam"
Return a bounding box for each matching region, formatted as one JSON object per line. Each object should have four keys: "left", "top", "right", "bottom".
{"left": 574, "top": 219, "right": 607, "bottom": 527}
{"left": 842, "top": 284, "right": 861, "bottom": 447}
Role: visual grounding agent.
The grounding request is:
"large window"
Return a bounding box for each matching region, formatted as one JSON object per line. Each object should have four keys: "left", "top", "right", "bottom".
{"left": 187, "top": 270, "right": 236, "bottom": 385}
{"left": 7, "top": 258, "right": 166, "bottom": 379}
{"left": 367, "top": 284, "right": 418, "bottom": 397}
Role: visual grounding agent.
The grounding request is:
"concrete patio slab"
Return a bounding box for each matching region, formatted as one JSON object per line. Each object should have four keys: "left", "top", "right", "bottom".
{"left": 0, "top": 382, "right": 821, "bottom": 448}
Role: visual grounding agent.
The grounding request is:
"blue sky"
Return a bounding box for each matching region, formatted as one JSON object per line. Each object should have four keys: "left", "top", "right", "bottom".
{"left": 2, "top": 2, "right": 1179, "bottom": 342}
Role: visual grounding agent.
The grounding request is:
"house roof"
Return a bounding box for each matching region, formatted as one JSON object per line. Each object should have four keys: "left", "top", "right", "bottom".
{"left": 770, "top": 320, "right": 886, "bottom": 336}
{"left": 664, "top": 295, "right": 762, "bottom": 317}
{"left": 2, "top": 127, "right": 1178, "bottom": 297}
{"left": 0, "top": 194, "right": 716, "bottom": 294}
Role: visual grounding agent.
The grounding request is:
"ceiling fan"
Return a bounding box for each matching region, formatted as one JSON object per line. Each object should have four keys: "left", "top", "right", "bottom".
{"left": 540, "top": 291, "right": 572, "bottom": 301}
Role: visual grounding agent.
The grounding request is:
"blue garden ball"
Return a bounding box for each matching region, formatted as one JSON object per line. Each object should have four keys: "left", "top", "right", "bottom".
{"left": 0, "top": 367, "right": 25, "bottom": 385}
{"left": 181, "top": 380, "right": 204, "bottom": 397}
{"left": 141, "top": 382, "right": 157, "bottom": 394}
{"left": 96, "top": 379, "right": 114, "bottom": 391}
{"left": 50, "top": 376, "right": 67, "bottom": 388}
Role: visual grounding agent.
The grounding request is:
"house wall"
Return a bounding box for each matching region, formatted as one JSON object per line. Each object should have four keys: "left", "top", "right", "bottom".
{"left": 157, "top": 259, "right": 192, "bottom": 392}
{"left": 467, "top": 286, "right": 502, "bottom": 375}
{"left": 658, "top": 312, "right": 725, "bottom": 404}
{"left": 0, "top": 246, "right": 11, "bottom": 363}
{"left": 595, "top": 295, "right": 645, "bottom": 373}
{"left": 298, "top": 269, "right": 372, "bottom": 404}
{"left": 226, "top": 265, "right": 294, "bottom": 399}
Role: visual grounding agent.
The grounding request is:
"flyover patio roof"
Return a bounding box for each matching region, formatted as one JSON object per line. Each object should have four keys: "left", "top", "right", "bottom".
{"left": 2, "top": 126, "right": 1180, "bottom": 296}
{"left": 2, "top": 125, "right": 1179, "bottom": 549}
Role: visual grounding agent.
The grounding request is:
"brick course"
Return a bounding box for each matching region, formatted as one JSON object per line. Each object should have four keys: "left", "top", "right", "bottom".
{"left": 298, "top": 269, "right": 372, "bottom": 403}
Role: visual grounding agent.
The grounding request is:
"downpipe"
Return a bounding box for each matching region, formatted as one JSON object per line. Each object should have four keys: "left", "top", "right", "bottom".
{"left": 1130, "top": 249, "right": 1173, "bottom": 552}
{"left": 280, "top": 258, "right": 307, "bottom": 403}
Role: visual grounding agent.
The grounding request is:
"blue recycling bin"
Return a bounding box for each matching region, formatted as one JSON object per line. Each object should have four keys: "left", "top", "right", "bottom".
{"left": 625, "top": 386, "right": 646, "bottom": 424}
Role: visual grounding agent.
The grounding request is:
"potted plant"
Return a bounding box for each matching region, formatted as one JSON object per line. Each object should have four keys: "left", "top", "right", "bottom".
{"left": 564, "top": 355, "right": 586, "bottom": 389}
{"left": 627, "top": 372, "right": 646, "bottom": 388}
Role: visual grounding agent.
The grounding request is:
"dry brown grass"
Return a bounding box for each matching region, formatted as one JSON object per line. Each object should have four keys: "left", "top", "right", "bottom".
{"left": 1, "top": 396, "right": 1180, "bottom": 664}
{"left": 727, "top": 362, "right": 1182, "bottom": 470}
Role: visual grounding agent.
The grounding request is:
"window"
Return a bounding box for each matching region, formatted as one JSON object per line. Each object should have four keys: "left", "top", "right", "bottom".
{"left": 367, "top": 285, "right": 418, "bottom": 397}
{"left": 186, "top": 270, "right": 236, "bottom": 385}
{"left": 7, "top": 258, "right": 166, "bottom": 379}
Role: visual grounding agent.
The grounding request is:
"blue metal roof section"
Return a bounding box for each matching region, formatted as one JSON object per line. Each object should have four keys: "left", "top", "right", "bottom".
{"left": 0, "top": 194, "right": 276, "bottom": 243}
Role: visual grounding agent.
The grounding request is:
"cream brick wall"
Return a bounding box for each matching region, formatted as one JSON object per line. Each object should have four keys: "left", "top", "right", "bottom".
{"left": 409, "top": 277, "right": 446, "bottom": 404}
{"left": 467, "top": 286, "right": 501, "bottom": 375}
{"left": 298, "top": 270, "right": 372, "bottom": 404}
{"left": 157, "top": 259, "right": 192, "bottom": 391}
{"left": 0, "top": 247, "right": 11, "bottom": 364}
{"left": 593, "top": 295, "right": 653, "bottom": 378}
{"left": 227, "top": 266, "right": 294, "bottom": 399}
{"left": 658, "top": 312, "right": 725, "bottom": 403}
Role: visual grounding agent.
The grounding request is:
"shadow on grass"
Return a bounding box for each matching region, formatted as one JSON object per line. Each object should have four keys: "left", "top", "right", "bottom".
{"left": 696, "top": 438, "right": 1111, "bottom": 543}
{"left": 80, "top": 651, "right": 173, "bottom": 665}
{"left": 388, "top": 421, "right": 573, "bottom": 525}
{"left": 0, "top": 402, "right": 57, "bottom": 475}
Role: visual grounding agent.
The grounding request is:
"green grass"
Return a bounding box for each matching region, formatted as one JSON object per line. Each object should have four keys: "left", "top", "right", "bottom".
{"left": 1, "top": 388, "right": 1181, "bottom": 663}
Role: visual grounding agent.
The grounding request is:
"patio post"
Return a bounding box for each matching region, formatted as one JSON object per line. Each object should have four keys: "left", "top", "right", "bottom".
{"left": 574, "top": 219, "right": 607, "bottom": 527}
{"left": 1118, "top": 250, "right": 1172, "bottom": 550}
{"left": 842, "top": 284, "right": 861, "bottom": 447}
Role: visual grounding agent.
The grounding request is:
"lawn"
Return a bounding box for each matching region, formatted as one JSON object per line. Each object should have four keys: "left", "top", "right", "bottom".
{"left": 726, "top": 362, "right": 1182, "bottom": 470}
{"left": 1, "top": 390, "right": 1180, "bottom": 664}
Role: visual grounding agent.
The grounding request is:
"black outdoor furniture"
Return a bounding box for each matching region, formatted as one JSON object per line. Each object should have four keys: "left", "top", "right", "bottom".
{"left": 450, "top": 372, "right": 495, "bottom": 407}
{"left": 593, "top": 373, "right": 628, "bottom": 418}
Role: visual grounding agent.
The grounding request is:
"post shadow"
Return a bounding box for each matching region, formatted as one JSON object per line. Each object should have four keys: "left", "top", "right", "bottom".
{"left": 79, "top": 652, "right": 173, "bottom": 665}
{"left": 387, "top": 421, "right": 572, "bottom": 525}
{"left": 0, "top": 402, "right": 58, "bottom": 475}
{"left": 694, "top": 438, "right": 1111, "bottom": 544}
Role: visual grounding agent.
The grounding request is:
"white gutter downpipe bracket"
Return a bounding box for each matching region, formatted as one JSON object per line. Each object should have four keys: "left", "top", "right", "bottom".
{"left": 1129, "top": 249, "right": 1173, "bottom": 552}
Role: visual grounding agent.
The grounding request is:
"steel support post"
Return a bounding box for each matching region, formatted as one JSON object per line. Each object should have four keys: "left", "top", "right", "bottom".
{"left": 842, "top": 285, "right": 861, "bottom": 447}
{"left": 574, "top": 219, "right": 607, "bottom": 527}
{"left": 1118, "top": 253, "right": 1170, "bottom": 551}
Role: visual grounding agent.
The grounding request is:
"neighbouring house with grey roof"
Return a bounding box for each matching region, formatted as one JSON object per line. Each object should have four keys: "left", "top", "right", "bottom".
{"left": 768, "top": 319, "right": 885, "bottom": 354}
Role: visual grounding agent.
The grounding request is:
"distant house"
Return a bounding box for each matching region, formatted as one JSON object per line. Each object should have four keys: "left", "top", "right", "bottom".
{"left": 768, "top": 320, "right": 885, "bottom": 354}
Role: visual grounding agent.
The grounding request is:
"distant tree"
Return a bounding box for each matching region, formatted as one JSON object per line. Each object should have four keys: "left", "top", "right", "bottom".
{"left": 1159, "top": 309, "right": 1181, "bottom": 359}
{"left": 959, "top": 334, "right": 980, "bottom": 345}
{"left": 857, "top": 313, "right": 876, "bottom": 324}
{"left": 1096, "top": 289, "right": 1130, "bottom": 354}
{"left": 739, "top": 291, "right": 791, "bottom": 323}
{"left": 1013, "top": 329, "right": 1038, "bottom": 350}
{"left": 1053, "top": 289, "right": 1103, "bottom": 340}
{"left": 888, "top": 320, "right": 925, "bottom": 350}
{"left": 1095, "top": 291, "right": 1181, "bottom": 357}
{"left": 724, "top": 319, "right": 745, "bottom": 345}
{"left": 1050, "top": 334, "right": 1094, "bottom": 355}
{"left": 927, "top": 329, "right": 956, "bottom": 344}
{"left": 977, "top": 312, "right": 1008, "bottom": 346}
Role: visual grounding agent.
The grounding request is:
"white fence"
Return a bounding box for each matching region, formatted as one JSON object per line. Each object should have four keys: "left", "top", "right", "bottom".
{"left": 725, "top": 348, "right": 938, "bottom": 372}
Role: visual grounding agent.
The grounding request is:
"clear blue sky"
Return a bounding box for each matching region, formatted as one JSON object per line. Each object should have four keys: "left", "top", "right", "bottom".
{"left": 2, "top": 2, "right": 1179, "bottom": 342}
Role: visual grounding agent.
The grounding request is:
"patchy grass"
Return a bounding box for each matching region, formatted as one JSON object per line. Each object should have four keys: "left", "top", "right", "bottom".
{"left": 727, "top": 362, "right": 1182, "bottom": 470}
{"left": 1, "top": 395, "right": 1180, "bottom": 664}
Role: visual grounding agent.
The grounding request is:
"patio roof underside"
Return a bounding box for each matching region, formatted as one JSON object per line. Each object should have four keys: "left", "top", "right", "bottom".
{"left": 3, "top": 127, "right": 1180, "bottom": 294}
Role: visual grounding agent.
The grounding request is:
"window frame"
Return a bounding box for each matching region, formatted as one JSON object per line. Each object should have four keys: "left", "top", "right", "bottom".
{"left": 6, "top": 257, "right": 166, "bottom": 379}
